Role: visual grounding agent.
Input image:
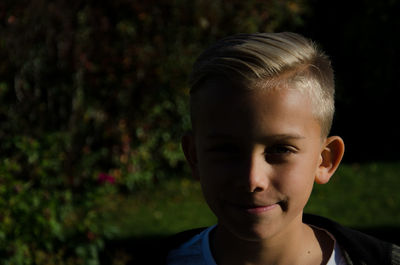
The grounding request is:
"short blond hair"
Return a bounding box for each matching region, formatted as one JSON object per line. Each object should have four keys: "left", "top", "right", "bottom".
{"left": 190, "top": 32, "right": 335, "bottom": 137}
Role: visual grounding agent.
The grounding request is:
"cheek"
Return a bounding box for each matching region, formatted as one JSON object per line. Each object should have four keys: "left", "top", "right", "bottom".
{"left": 273, "top": 160, "right": 317, "bottom": 197}
{"left": 197, "top": 159, "right": 241, "bottom": 203}
{"left": 197, "top": 160, "right": 226, "bottom": 189}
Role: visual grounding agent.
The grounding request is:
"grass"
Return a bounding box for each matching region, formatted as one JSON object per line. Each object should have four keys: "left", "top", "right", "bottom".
{"left": 103, "top": 177, "right": 216, "bottom": 238}
{"left": 103, "top": 162, "right": 400, "bottom": 239}
{"left": 306, "top": 162, "right": 400, "bottom": 228}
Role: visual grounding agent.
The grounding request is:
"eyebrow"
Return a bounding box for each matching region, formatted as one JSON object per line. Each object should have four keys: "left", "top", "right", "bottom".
{"left": 260, "top": 134, "right": 306, "bottom": 141}
{"left": 206, "top": 133, "right": 306, "bottom": 141}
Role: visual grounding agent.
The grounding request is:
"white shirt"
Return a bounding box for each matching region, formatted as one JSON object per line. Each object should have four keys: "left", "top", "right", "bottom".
{"left": 167, "top": 225, "right": 347, "bottom": 265}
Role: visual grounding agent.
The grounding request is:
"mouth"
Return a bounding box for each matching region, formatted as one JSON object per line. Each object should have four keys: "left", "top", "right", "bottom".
{"left": 243, "top": 204, "right": 279, "bottom": 214}
{"left": 225, "top": 200, "right": 285, "bottom": 214}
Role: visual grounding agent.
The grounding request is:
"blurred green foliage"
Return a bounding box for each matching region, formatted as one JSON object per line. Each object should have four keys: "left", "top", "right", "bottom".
{"left": 0, "top": 0, "right": 308, "bottom": 263}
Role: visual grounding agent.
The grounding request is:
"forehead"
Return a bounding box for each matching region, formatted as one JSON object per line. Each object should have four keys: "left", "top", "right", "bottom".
{"left": 191, "top": 78, "right": 321, "bottom": 140}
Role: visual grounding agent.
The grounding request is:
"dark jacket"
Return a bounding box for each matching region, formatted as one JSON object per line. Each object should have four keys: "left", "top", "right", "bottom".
{"left": 160, "top": 214, "right": 400, "bottom": 265}
{"left": 303, "top": 214, "right": 400, "bottom": 265}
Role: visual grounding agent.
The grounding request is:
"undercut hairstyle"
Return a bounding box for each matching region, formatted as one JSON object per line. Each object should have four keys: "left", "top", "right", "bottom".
{"left": 189, "top": 32, "right": 335, "bottom": 138}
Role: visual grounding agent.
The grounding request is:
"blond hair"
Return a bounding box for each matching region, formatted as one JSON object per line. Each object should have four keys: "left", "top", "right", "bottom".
{"left": 190, "top": 32, "right": 335, "bottom": 137}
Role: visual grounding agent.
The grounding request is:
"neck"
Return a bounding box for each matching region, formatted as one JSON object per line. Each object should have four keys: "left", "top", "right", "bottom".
{"left": 211, "top": 216, "right": 330, "bottom": 265}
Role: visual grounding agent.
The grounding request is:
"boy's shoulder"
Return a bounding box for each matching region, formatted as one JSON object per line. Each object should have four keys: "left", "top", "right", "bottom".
{"left": 158, "top": 227, "right": 209, "bottom": 264}
{"left": 166, "top": 227, "right": 208, "bottom": 251}
{"left": 303, "top": 213, "right": 400, "bottom": 265}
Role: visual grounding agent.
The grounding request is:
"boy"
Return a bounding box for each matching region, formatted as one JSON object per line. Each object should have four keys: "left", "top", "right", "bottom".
{"left": 165, "top": 32, "right": 400, "bottom": 265}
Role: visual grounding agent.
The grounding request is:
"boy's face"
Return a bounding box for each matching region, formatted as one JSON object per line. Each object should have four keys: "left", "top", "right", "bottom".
{"left": 187, "top": 79, "right": 327, "bottom": 242}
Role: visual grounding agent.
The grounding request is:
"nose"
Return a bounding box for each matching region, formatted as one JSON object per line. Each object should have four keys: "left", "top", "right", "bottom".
{"left": 238, "top": 152, "right": 270, "bottom": 193}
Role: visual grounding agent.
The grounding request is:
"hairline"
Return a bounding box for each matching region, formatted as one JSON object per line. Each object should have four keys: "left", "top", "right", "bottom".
{"left": 189, "top": 32, "right": 335, "bottom": 138}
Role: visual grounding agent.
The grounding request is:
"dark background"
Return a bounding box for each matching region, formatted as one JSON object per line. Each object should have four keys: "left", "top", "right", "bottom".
{"left": 301, "top": 0, "right": 400, "bottom": 162}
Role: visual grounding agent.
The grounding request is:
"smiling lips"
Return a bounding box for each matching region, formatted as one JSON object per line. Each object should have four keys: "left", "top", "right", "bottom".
{"left": 225, "top": 200, "right": 281, "bottom": 214}
{"left": 244, "top": 204, "right": 279, "bottom": 214}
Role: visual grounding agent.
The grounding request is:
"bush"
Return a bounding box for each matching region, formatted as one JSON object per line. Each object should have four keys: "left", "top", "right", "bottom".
{"left": 0, "top": 134, "right": 118, "bottom": 264}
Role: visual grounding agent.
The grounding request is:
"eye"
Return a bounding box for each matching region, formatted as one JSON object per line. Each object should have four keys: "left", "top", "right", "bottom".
{"left": 265, "top": 145, "right": 294, "bottom": 155}
{"left": 264, "top": 144, "right": 297, "bottom": 163}
{"left": 204, "top": 144, "right": 244, "bottom": 163}
{"left": 206, "top": 144, "right": 241, "bottom": 154}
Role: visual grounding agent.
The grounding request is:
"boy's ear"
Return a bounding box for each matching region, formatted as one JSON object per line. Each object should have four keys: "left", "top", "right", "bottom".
{"left": 315, "top": 136, "right": 345, "bottom": 184}
{"left": 181, "top": 131, "right": 199, "bottom": 180}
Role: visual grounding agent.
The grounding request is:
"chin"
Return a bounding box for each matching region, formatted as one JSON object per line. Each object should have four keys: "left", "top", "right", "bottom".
{"left": 221, "top": 220, "right": 281, "bottom": 242}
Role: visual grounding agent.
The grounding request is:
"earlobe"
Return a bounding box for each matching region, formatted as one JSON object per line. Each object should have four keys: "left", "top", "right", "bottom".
{"left": 181, "top": 132, "right": 200, "bottom": 180}
{"left": 315, "top": 136, "right": 345, "bottom": 184}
